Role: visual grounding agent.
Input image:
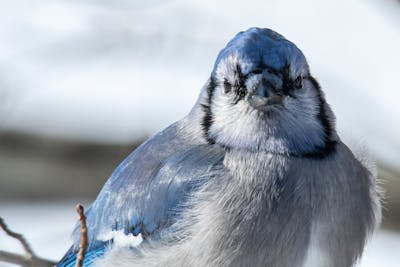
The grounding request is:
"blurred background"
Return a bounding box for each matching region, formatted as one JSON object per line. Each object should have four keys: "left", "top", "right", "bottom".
{"left": 0, "top": 0, "right": 399, "bottom": 266}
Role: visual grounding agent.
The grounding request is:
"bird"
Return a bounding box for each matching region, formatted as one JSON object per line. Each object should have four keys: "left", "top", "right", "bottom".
{"left": 57, "top": 27, "right": 381, "bottom": 267}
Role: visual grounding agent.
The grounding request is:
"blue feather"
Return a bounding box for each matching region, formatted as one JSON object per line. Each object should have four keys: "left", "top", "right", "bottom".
{"left": 212, "top": 27, "right": 308, "bottom": 77}
{"left": 57, "top": 245, "right": 106, "bottom": 267}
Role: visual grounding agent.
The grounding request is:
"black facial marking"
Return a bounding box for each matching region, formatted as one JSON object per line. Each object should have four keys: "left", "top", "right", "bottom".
{"left": 250, "top": 68, "right": 263, "bottom": 75}
{"left": 281, "top": 63, "right": 293, "bottom": 96}
{"left": 294, "top": 76, "right": 303, "bottom": 89}
{"left": 235, "top": 64, "right": 246, "bottom": 86}
{"left": 223, "top": 78, "right": 232, "bottom": 93}
{"left": 201, "top": 77, "right": 216, "bottom": 144}
{"left": 236, "top": 88, "right": 246, "bottom": 101}
{"left": 232, "top": 64, "right": 247, "bottom": 104}
{"left": 300, "top": 76, "right": 337, "bottom": 159}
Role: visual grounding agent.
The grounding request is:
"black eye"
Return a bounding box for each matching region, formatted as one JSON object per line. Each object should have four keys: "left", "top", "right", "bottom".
{"left": 238, "top": 88, "right": 246, "bottom": 99}
{"left": 294, "top": 76, "right": 303, "bottom": 89}
{"left": 223, "top": 79, "right": 232, "bottom": 93}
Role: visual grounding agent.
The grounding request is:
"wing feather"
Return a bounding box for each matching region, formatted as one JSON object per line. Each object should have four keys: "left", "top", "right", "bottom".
{"left": 70, "top": 120, "right": 224, "bottom": 249}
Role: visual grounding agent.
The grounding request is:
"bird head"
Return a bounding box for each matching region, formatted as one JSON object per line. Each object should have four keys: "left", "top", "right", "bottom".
{"left": 199, "top": 28, "right": 337, "bottom": 157}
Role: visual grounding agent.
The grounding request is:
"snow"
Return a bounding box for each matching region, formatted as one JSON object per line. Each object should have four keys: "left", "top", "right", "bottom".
{"left": 0, "top": 200, "right": 399, "bottom": 266}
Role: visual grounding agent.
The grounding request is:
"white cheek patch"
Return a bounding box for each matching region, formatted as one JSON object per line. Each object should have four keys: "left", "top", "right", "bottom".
{"left": 209, "top": 92, "right": 260, "bottom": 149}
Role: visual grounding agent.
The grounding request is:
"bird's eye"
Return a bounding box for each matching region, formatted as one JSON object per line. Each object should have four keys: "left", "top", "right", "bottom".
{"left": 238, "top": 88, "right": 246, "bottom": 99}
{"left": 294, "top": 76, "right": 303, "bottom": 89}
{"left": 223, "top": 79, "right": 232, "bottom": 93}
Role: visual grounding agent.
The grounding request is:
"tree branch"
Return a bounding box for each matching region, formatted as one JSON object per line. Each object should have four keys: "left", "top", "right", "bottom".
{"left": 0, "top": 250, "right": 55, "bottom": 267}
{"left": 75, "top": 204, "right": 88, "bottom": 267}
{"left": 0, "top": 217, "right": 35, "bottom": 258}
{"left": 0, "top": 204, "right": 89, "bottom": 267}
{"left": 0, "top": 217, "right": 56, "bottom": 267}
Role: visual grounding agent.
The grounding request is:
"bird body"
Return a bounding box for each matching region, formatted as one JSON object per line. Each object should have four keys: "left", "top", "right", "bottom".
{"left": 58, "top": 28, "right": 380, "bottom": 267}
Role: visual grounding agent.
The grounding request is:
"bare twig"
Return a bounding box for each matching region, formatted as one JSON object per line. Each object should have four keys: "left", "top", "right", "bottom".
{"left": 0, "top": 217, "right": 35, "bottom": 258}
{"left": 0, "top": 217, "right": 56, "bottom": 267}
{"left": 75, "top": 204, "right": 88, "bottom": 267}
{"left": 0, "top": 250, "right": 55, "bottom": 267}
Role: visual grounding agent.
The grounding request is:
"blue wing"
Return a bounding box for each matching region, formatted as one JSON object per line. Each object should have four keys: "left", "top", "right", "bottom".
{"left": 58, "top": 119, "right": 225, "bottom": 265}
{"left": 57, "top": 246, "right": 106, "bottom": 267}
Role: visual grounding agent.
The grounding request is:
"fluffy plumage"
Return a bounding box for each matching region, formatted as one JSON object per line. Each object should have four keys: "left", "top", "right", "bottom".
{"left": 57, "top": 27, "right": 380, "bottom": 267}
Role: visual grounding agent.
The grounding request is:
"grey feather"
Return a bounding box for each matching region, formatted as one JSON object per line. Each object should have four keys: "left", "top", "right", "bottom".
{"left": 95, "top": 143, "right": 379, "bottom": 267}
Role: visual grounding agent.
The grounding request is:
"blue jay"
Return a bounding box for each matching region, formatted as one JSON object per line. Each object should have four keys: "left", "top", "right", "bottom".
{"left": 58, "top": 28, "right": 380, "bottom": 267}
